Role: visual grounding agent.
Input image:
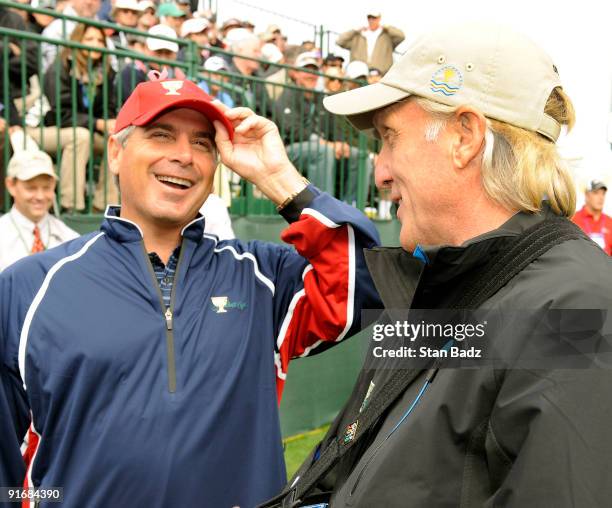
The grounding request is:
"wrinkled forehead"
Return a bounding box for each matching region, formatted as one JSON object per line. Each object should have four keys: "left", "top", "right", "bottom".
{"left": 372, "top": 98, "right": 412, "bottom": 132}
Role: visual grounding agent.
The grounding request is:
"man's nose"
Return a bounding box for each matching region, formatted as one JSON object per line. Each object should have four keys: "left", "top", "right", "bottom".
{"left": 169, "top": 134, "right": 194, "bottom": 167}
{"left": 374, "top": 150, "right": 392, "bottom": 190}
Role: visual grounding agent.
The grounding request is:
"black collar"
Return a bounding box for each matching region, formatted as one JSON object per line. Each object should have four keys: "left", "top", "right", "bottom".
{"left": 365, "top": 205, "right": 559, "bottom": 309}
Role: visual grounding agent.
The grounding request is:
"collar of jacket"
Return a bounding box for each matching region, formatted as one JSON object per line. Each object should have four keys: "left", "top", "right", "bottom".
{"left": 100, "top": 205, "right": 206, "bottom": 243}
{"left": 364, "top": 203, "right": 560, "bottom": 309}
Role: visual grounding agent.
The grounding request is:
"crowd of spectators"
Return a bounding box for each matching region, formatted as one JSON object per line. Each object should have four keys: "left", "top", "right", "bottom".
{"left": 1, "top": 1, "right": 405, "bottom": 216}
{"left": 0, "top": 2, "right": 609, "bottom": 268}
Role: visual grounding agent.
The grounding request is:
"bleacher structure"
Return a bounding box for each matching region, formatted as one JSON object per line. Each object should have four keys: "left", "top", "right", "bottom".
{"left": 1, "top": 0, "right": 389, "bottom": 222}
{"left": 0, "top": 0, "right": 401, "bottom": 435}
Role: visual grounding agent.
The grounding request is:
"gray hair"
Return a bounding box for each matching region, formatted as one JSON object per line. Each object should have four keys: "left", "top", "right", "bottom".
{"left": 113, "top": 125, "right": 136, "bottom": 148}
{"left": 410, "top": 96, "right": 575, "bottom": 216}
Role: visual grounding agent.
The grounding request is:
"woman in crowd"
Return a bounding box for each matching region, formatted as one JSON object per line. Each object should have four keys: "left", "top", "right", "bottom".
{"left": 44, "top": 23, "right": 119, "bottom": 212}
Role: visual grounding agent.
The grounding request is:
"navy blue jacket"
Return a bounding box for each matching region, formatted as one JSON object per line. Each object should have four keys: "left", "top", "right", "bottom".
{"left": 0, "top": 188, "right": 381, "bottom": 507}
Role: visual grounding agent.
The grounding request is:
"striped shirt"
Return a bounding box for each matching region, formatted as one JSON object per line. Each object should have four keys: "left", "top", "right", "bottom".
{"left": 148, "top": 247, "right": 180, "bottom": 309}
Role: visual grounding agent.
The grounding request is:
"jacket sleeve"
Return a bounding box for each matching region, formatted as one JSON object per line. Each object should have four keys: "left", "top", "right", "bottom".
{"left": 336, "top": 29, "right": 359, "bottom": 50}
{"left": 270, "top": 186, "right": 381, "bottom": 397}
{"left": 43, "top": 59, "right": 89, "bottom": 128}
{"left": 0, "top": 271, "right": 30, "bottom": 497}
{"left": 485, "top": 367, "right": 612, "bottom": 507}
{"left": 383, "top": 26, "right": 405, "bottom": 48}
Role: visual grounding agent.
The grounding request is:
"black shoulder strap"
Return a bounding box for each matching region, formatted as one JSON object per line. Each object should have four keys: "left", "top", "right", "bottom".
{"left": 261, "top": 217, "right": 586, "bottom": 508}
{"left": 452, "top": 217, "right": 585, "bottom": 308}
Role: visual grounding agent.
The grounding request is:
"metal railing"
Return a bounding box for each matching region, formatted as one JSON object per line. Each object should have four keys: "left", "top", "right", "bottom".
{"left": 0, "top": 1, "right": 387, "bottom": 219}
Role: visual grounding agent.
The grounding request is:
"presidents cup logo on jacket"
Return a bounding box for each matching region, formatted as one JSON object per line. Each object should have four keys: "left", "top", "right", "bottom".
{"left": 210, "top": 296, "right": 248, "bottom": 313}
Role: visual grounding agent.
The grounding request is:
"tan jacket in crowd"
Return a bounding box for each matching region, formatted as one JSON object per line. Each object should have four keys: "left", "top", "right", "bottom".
{"left": 336, "top": 26, "right": 405, "bottom": 74}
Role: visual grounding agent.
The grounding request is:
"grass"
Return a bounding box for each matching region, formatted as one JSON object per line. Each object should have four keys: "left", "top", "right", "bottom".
{"left": 283, "top": 424, "right": 330, "bottom": 479}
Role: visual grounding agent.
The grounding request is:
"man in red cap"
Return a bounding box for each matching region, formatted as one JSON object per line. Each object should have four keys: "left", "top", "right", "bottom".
{"left": 572, "top": 179, "right": 611, "bottom": 255}
{"left": 0, "top": 76, "right": 381, "bottom": 507}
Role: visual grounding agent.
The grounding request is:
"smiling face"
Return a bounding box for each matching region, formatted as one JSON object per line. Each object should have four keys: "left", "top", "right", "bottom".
{"left": 6, "top": 174, "right": 56, "bottom": 223}
{"left": 373, "top": 100, "right": 460, "bottom": 251}
{"left": 80, "top": 25, "right": 105, "bottom": 61}
{"left": 108, "top": 108, "right": 217, "bottom": 230}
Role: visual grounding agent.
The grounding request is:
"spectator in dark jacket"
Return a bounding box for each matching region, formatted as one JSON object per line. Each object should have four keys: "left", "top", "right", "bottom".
{"left": 43, "top": 23, "right": 118, "bottom": 211}
{"left": 274, "top": 53, "right": 369, "bottom": 200}
{"left": 224, "top": 29, "right": 272, "bottom": 117}
{"left": 0, "top": 5, "right": 38, "bottom": 103}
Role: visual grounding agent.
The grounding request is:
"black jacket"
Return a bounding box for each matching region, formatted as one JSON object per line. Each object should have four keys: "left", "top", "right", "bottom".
{"left": 274, "top": 86, "right": 334, "bottom": 145}
{"left": 43, "top": 56, "right": 118, "bottom": 130}
{"left": 0, "top": 7, "right": 38, "bottom": 119}
{"left": 224, "top": 59, "right": 272, "bottom": 117}
{"left": 289, "top": 206, "right": 612, "bottom": 507}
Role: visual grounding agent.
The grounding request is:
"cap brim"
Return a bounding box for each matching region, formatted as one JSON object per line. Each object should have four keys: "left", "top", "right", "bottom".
{"left": 323, "top": 82, "right": 410, "bottom": 131}
{"left": 130, "top": 98, "right": 234, "bottom": 140}
{"left": 16, "top": 168, "right": 57, "bottom": 181}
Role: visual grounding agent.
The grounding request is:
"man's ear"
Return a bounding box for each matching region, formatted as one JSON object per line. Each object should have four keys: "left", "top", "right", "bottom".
{"left": 449, "top": 106, "right": 487, "bottom": 169}
{"left": 5, "top": 177, "right": 17, "bottom": 198}
{"left": 107, "top": 135, "right": 122, "bottom": 177}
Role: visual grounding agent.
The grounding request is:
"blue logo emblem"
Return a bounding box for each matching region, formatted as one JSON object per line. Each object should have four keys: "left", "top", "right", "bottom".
{"left": 430, "top": 65, "right": 463, "bottom": 96}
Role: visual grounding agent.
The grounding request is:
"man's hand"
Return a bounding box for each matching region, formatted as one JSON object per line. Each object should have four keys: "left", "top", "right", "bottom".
{"left": 0, "top": 117, "right": 6, "bottom": 133}
{"left": 334, "top": 141, "right": 351, "bottom": 159}
{"left": 8, "top": 42, "right": 21, "bottom": 57}
{"left": 213, "top": 106, "right": 308, "bottom": 207}
{"left": 96, "top": 118, "right": 116, "bottom": 133}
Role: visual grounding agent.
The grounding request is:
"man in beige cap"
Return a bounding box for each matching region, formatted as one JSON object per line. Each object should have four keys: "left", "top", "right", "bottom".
{"left": 263, "top": 22, "right": 612, "bottom": 508}
{"left": 336, "top": 12, "right": 404, "bottom": 74}
{"left": 0, "top": 150, "right": 78, "bottom": 271}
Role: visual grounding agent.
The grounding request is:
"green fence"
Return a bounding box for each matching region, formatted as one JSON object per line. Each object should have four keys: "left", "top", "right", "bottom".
{"left": 0, "top": 2, "right": 400, "bottom": 436}
{"left": 1, "top": 0, "right": 388, "bottom": 220}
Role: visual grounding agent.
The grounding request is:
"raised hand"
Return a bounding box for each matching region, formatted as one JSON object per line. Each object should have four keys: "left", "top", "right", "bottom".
{"left": 213, "top": 106, "right": 308, "bottom": 206}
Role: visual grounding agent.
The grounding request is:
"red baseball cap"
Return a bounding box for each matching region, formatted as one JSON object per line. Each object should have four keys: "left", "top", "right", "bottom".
{"left": 114, "top": 77, "right": 234, "bottom": 140}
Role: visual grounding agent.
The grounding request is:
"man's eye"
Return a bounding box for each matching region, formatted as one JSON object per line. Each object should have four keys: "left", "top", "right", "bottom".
{"left": 152, "top": 131, "right": 171, "bottom": 139}
{"left": 194, "top": 139, "right": 214, "bottom": 151}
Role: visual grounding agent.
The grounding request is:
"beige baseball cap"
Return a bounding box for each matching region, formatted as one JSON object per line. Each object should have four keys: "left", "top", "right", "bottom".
{"left": 323, "top": 23, "right": 563, "bottom": 142}
{"left": 7, "top": 150, "right": 58, "bottom": 181}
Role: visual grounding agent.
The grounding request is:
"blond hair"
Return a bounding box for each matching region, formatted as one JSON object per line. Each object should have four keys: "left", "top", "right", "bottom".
{"left": 413, "top": 88, "right": 576, "bottom": 216}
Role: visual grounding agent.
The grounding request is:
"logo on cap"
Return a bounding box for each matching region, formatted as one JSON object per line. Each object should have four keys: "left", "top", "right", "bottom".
{"left": 430, "top": 65, "right": 463, "bottom": 97}
{"left": 161, "top": 80, "right": 184, "bottom": 96}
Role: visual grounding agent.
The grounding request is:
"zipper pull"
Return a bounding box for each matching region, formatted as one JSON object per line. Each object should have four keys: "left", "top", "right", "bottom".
{"left": 165, "top": 308, "right": 173, "bottom": 330}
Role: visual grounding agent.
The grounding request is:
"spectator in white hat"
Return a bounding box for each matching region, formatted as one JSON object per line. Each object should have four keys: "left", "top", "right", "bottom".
{"left": 117, "top": 24, "right": 183, "bottom": 101}
{"left": 110, "top": 0, "right": 141, "bottom": 49}
{"left": 178, "top": 17, "right": 211, "bottom": 65}
{"left": 136, "top": 0, "right": 158, "bottom": 32}
{"left": 344, "top": 60, "right": 369, "bottom": 90}
{"left": 113, "top": 0, "right": 140, "bottom": 28}
{"left": 336, "top": 12, "right": 404, "bottom": 74}
{"left": 198, "top": 56, "right": 234, "bottom": 107}
{"left": 0, "top": 150, "right": 78, "bottom": 271}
